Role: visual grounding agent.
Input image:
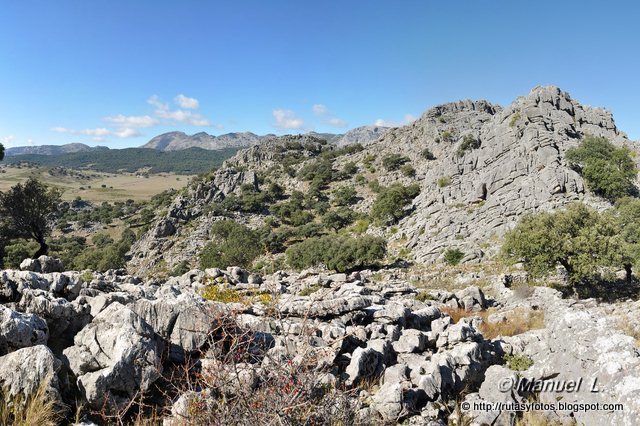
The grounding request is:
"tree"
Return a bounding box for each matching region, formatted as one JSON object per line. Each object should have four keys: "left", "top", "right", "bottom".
{"left": 200, "top": 220, "right": 260, "bottom": 269}
{"left": 0, "top": 142, "right": 4, "bottom": 161}
{"left": 370, "top": 183, "right": 421, "bottom": 225}
{"left": 501, "top": 203, "right": 619, "bottom": 284}
{"left": 286, "top": 235, "right": 386, "bottom": 272}
{"left": 565, "top": 135, "right": 637, "bottom": 201}
{"left": 612, "top": 197, "right": 640, "bottom": 282}
{"left": 381, "top": 154, "right": 410, "bottom": 171}
{"left": 0, "top": 178, "right": 61, "bottom": 258}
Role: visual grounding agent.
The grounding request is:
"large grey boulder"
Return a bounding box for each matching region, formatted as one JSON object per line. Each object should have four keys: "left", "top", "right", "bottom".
{"left": 63, "top": 302, "right": 164, "bottom": 411}
{"left": 134, "top": 292, "right": 215, "bottom": 362}
{"left": 19, "top": 256, "right": 64, "bottom": 273}
{"left": 0, "top": 304, "right": 48, "bottom": 354}
{"left": 371, "top": 380, "right": 417, "bottom": 422}
{"left": 0, "top": 345, "right": 62, "bottom": 403}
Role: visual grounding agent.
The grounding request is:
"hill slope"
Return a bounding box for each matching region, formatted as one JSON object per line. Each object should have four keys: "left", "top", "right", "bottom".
{"left": 5, "top": 143, "right": 108, "bottom": 156}
{"left": 127, "top": 86, "right": 635, "bottom": 274}
{"left": 4, "top": 147, "right": 240, "bottom": 175}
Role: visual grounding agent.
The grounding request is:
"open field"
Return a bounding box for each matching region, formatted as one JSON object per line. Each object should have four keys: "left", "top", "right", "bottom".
{"left": 0, "top": 164, "right": 192, "bottom": 202}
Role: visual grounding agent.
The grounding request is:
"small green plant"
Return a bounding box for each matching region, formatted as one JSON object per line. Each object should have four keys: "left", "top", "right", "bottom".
{"left": 299, "top": 285, "right": 321, "bottom": 296}
{"left": 201, "top": 284, "right": 247, "bottom": 304}
{"left": 438, "top": 116, "right": 446, "bottom": 123}
{"left": 382, "top": 153, "right": 410, "bottom": 171}
{"left": 443, "top": 248, "right": 464, "bottom": 265}
{"left": 421, "top": 148, "right": 436, "bottom": 160}
{"left": 437, "top": 176, "right": 451, "bottom": 188}
{"left": 509, "top": 112, "right": 521, "bottom": 127}
{"left": 504, "top": 354, "right": 533, "bottom": 371}
{"left": 416, "top": 291, "right": 437, "bottom": 302}
{"left": 456, "top": 134, "right": 481, "bottom": 157}
{"left": 441, "top": 130, "right": 452, "bottom": 142}
{"left": 400, "top": 164, "right": 416, "bottom": 177}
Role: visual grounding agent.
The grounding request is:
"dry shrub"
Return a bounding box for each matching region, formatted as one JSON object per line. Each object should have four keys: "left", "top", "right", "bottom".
{"left": 0, "top": 382, "right": 62, "bottom": 426}
{"left": 441, "top": 307, "right": 545, "bottom": 340}
{"left": 163, "top": 308, "right": 361, "bottom": 426}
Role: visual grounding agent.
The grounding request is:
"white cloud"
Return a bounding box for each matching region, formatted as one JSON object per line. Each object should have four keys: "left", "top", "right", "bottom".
{"left": 312, "top": 103, "right": 347, "bottom": 128}
{"left": 273, "top": 109, "right": 305, "bottom": 130}
{"left": 113, "top": 128, "right": 141, "bottom": 138}
{"left": 50, "top": 126, "right": 138, "bottom": 139}
{"left": 104, "top": 114, "right": 157, "bottom": 128}
{"left": 174, "top": 94, "right": 200, "bottom": 109}
{"left": 148, "top": 95, "right": 212, "bottom": 126}
{"left": 312, "top": 104, "right": 328, "bottom": 115}
{"left": 374, "top": 114, "right": 417, "bottom": 128}
{"left": 1, "top": 135, "right": 15, "bottom": 147}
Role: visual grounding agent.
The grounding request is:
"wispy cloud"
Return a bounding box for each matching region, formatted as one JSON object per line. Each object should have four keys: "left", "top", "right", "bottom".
{"left": 374, "top": 114, "right": 417, "bottom": 128}
{"left": 50, "top": 126, "right": 138, "bottom": 141}
{"left": 174, "top": 94, "right": 200, "bottom": 109}
{"left": 312, "top": 103, "right": 347, "bottom": 128}
{"left": 273, "top": 109, "right": 305, "bottom": 130}
{"left": 103, "top": 114, "right": 158, "bottom": 128}
{"left": 1, "top": 135, "right": 15, "bottom": 147}
{"left": 148, "top": 95, "right": 212, "bottom": 126}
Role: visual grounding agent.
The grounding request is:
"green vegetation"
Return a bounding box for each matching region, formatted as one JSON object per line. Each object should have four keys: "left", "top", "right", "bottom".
{"left": 321, "top": 207, "right": 357, "bottom": 231}
{"left": 415, "top": 291, "right": 437, "bottom": 302}
{"left": 501, "top": 203, "right": 619, "bottom": 284}
{"left": 370, "top": 183, "right": 421, "bottom": 225}
{"left": 5, "top": 147, "right": 239, "bottom": 175}
{"left": 286, "top": 235, "right": 386, "bottom": 272}
{"left": 400, "top": 164, "right": 416, "bottom": 177}
{"left": 456, "top": 134, "right": 481, "bottom": 157}
{"left": 0, "top": 143, "right": 4, "bottom": 161}
{"left": 200, "top": 220, "right": 261, "bottom": 269}
{"left": 381, "top": 153, "right": 410, "bottom": 171}
{"left": 0, "top": 178, "right": 61, "bottom": 258}
{"left": 509, "top": 112, "right": 521, "bottom": 127}
{"left": 332, "top": 187, "right": 358, "bottom": 206}
{"left": 565, "top": 135, "right": 637, "bottom": 201}
{"left": 72, "top": 229, "right": 136, "bottom": 271}
{"left": 421, "top": 148, "right": 436, "bottom": 160}
{"left": 504, "top": 354, "right": 533, "bottom": 371}
{"left": 441, "top": 130, "right": 452, "bottom": 142}
{"left": 299, "top": 284, "right": 321, "bottom": 296}
{"left": 443, "top": 248, "right": 464, "bottom": 266}
{"left": 437, "top": 176, "right": 451, "bottom": 188}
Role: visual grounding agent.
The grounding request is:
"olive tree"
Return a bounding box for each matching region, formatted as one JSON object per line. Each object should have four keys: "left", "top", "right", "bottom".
{"left": 501, "top": 203, "right": 619, "bottom": 284}
{"left": 0, "top": 178, "right": 61, "bottom": 258}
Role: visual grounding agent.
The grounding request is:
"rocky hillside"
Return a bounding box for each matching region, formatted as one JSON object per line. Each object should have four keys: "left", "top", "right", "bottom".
{"left": 336, "top": 125, "right": 390, "bottom": 146}
{"left": 1, "top": 256, "right": 638, "bottom": 424}
{"left": 142, "top": 131, "right": 265, "bottom": 151}
{"left": 128, "top": 86, "right": 634, "bottom": 275}
{"left": 5, "top": 143, "right": 108, "bottom": 156}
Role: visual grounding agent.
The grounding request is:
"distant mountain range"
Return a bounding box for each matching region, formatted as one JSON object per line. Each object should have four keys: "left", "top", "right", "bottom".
{"left": 5, "top": 143, "right": 108, "bottom": 157}
{"left": 4, "top": 126, "right": 391, "bottom": 157}
{"left": 141, "top": 126, "right": 390, "bottom": 152}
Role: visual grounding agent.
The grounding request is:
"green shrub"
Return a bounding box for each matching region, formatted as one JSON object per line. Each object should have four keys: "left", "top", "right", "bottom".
{"left": 300, "top": 284, "right": 321, "bottom": 296}
{"left": 370, "top": 183, "right": 421, "bottom": 225}
{"left": 332, "top": 187, "right": 358, "bottom": 206}
{"left": 416, "top": 291, "right": 437, "bottom": 302}
{"left": 501, "top": 203, "right": 618, "bottom": 284}
{"left": 441, "top": 130, "right": 452, "bottom": 142}
{"left": 321, "top": 207, "right": 356, "bottom": 231}
{"left": 341, "top": 161, "right": 358, "bottom": 177}
{"left": 421, "top": 148, "right": 436, "bottom": 160}
{"left": 381, "top": 153, "right": 410, "bottom": 171}
{"left": 286, "top": 235, "right": 387, "bottom": 272}
{"left": 170, "top": 260, "right": 191, "bottom": 277}
{"left": 504, "top": 354, "right": 533, "bottom": 371}
{"left": 443, "top": 248, "right": 464, "bottom": 265}
{"left": 400, "top": 164, "right": 416, "bottom": 177}
{"left": 437, "top": 176, "right": 451, "bottom": 187}
{"left": 297, "top": 159, "right": 335, "bottom": 186}
{"left": 200, "top": 220, "right": 261, "bottom": 269}
{"left": 509, "top": 112, "right": 521, "bottom": 127}
{"left": 566, "top": 135, "right": 637, "bottom": 201}
{"left": 456, "top": 134, "right": 480, "bottom": 157}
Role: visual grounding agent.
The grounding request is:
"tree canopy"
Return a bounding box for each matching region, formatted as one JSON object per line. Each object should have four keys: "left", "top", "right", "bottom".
{"left": 0, "top": 178, "right": 61, "bottom": 258}
{"left": 565, "top": 135, "right": 637, "bottom": 201}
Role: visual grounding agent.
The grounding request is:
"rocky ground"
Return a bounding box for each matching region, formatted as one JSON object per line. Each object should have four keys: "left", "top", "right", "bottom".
{"left": 1, "top": 255, "right": 638, "bottom": 425}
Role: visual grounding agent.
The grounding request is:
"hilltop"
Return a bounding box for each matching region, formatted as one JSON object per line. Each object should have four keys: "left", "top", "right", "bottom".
{"left": 129, "top": 86, "right": 633, "bottom": 275}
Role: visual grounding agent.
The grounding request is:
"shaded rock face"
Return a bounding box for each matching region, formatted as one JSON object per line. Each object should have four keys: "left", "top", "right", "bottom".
{"left": 0, "top": 345, "right": 63, "bottom": 403}
{"left": 127, "top": 86, "right": 634, "bottom": 275}
{"left": 62, "top": 302, "right": 164, "bottom": 411}
{"left": 20, "top": 256, "right": 64, "bottom": 273}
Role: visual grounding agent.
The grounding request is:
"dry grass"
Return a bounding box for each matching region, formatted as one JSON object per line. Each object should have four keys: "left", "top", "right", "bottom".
{"left": 0, "top": 165, "right": 190, "bottom": 201}
{"left": 441, "top": 307, "right": 545, "bottom": 340}
{"left": 0, "top": 382, "right": 62, "bottom": 426}
{"left": 614, "top": 315, "right": 640, "bottom": 348}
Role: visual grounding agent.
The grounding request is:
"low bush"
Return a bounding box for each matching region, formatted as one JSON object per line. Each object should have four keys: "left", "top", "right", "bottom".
{"left": 370, "top": 183, "right": 420, "bottom": 225}
{"left": 200, "top": 220, "right": 261, "bottom": 269}
{"left": 443, "top": 248, "right": 464, "bottom": 265}
{"left": 381, "top": 153, "right": 410, "bottom": 171}
{"left": 286, "top": 235, "right": 386, "bottom": 272}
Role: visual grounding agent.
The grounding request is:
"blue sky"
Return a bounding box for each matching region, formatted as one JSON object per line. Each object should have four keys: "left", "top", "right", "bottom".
{"left": 1, "top": 0, "right": 638, "bottom": 149}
